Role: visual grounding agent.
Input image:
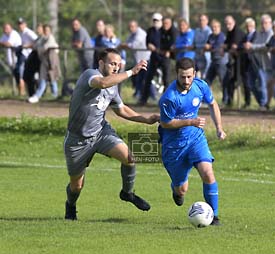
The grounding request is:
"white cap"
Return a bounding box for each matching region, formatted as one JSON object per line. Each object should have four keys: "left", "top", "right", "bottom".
{"left": 152, "top": 13, "right": 163, "bottom": 21}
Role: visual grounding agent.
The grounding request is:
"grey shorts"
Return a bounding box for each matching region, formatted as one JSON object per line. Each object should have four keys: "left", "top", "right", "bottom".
{"left": 64, "top": 123, "right": 123, "bottom": 176}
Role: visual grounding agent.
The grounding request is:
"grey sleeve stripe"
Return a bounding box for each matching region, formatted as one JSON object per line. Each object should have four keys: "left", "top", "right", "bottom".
{"left": 88, "top": 75, "right": 102, "bottom": 88}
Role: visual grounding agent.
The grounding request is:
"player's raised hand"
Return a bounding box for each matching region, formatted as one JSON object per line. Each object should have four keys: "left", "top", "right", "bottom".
{"left": 132, "top": 60, "right": 148, "bottom": 75}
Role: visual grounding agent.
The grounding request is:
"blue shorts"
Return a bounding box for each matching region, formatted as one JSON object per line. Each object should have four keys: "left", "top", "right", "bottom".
{"left": 162, "top": 133, "right": 214, "bottom": 187}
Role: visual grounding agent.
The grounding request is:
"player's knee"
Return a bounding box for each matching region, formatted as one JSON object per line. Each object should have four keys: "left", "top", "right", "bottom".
{"left": 122, "top": 154, "right": 135, "bottom": 166}
{"left": 70, "top": 182, "right": 84, "bottom": 193}
{"left": 199, "top": 167, "right": 215, "bottom": 184}
{"left": 202, "top": 173, "right": 216, "bottom": 184}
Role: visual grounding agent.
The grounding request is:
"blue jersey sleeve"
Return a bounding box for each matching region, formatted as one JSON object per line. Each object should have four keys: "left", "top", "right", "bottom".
{"left": 201, "top": 80, "right": 214, "bottom": 104}
{"left": 159, "top": 98, "right": 177, "bottom": 123}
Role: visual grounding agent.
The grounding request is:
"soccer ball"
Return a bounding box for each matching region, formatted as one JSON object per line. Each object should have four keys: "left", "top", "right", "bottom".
{"left": 187, "top": 201, "right": 214, "bottom": 228}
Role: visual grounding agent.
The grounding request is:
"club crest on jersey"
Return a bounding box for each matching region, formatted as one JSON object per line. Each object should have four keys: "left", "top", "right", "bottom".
{"left": 192, "top": 97, "right": 200, "bottom": 107}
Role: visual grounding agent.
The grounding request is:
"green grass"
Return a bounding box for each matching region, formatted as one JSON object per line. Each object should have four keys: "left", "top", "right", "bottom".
{"left": 0, "top": 119, "right": 275, "bottom": 254}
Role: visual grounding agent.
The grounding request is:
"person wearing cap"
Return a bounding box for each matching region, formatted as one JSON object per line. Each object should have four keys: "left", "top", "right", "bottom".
{"left": 17, "top": 17, "right": 38, "bottom": 96}
{"left": 138, "top": 13, "right": 163, "bottom": 105}
{"left": 0, "top": 23, "right": 22, "bottom": 95}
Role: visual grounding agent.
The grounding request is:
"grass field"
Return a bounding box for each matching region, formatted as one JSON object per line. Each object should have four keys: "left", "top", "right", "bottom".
{"left": 0, "top": 118, "right": 275, "bottom": 254}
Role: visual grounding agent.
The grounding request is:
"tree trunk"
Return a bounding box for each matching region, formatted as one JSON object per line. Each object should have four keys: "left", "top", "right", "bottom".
{"left": 48, "top": 0, "right": 59, "bottom": 39}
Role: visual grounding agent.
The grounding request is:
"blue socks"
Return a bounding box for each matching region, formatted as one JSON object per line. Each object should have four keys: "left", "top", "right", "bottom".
{"left": 203, "top": 182, "right": 219, "bottom": 216}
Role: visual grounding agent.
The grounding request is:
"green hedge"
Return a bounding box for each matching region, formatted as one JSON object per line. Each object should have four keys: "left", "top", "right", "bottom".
{"left": 0, "top": 116, "right": 68, "bottom": 136}
{"left": 0, "top": 116, "right": 274, "bottom": 149}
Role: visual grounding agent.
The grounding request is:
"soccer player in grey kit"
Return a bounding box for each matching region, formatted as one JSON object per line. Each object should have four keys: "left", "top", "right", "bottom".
{"left": 64, "top": 48, "right": 159, "bottom": 220}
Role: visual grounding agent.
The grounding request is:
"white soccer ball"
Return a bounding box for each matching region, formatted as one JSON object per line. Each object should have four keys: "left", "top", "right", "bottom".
{"left": 187, "top": 201, "right": 214, "bottom": 228}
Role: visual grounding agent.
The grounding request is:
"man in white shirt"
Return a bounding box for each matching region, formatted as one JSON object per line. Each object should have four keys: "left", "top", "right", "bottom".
{"left": 0, "top": 23, "right": 23, "bottom": 95}
{"left": 120, "top": 20, "right": 151, "bottom": 99}
{"left": 17, "top": 17, "right": 38, "bottom": 96}
{"left": 18, "top": 18, "right": 37, "bottom": 59}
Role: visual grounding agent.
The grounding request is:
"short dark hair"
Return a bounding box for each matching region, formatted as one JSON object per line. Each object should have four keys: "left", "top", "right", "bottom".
{"left": 98, "top": 48, "right": 121, "bottom": 62}
{"left": 176, "top": 57, "right": 195, "bottom": 72}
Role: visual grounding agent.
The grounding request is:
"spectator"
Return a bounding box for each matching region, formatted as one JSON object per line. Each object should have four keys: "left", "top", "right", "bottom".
{"left": 0, "top": 23, "right": 22, "bottom": 95}
{"left": 159, "top": 17, "right": 177, "bottom": 89}
{"left": 244, "top": 14, "right": 273, "bottom": 109}
{"left": 71, "top": 18, "right": 94, "bottom": 72}
{"left": 240, "top": 17, "right": 258, "bottom": 108}
{"left": 120, "top": 20, "right": 151, "bottom": 99}
{"left": 139, "top": 12, "right": 163, "bottom": 105}
{"left": 17, "top": 17, "right": 38, "bottom": 96}
{"left": 28, "top": 24, "right": 61, "bottom": 103}
{"left": 174, "top": 18, "right": 195, "bottom": 60}
{"left": 102, "top": 24, "right": 126, "bottom": 93}
{"left": 223, "top": 15, "right": 245, "bottom": 106}
{"left": 193, "top": 14, "right": 212, "bottom": 79}
{"left": 266, "top": 21, "right": 275, "bottom": 109}
{"left": 23, "top": 23, "right": 44, "bottom": 97}
{"left": 204, "top": 19, "right": 227, "bottom": 102}
{"left": 92, "top": 19, "right": 105, "bottom": 69}
{"left": 102, "top": 24, "right": 126, "bottom": 67}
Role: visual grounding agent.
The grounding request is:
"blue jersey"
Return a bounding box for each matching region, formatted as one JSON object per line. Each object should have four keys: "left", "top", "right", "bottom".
{"left": 159, "top": 78, "right": 214, "bottom": 148}
{"left": 175, "top": 29, "right": 195, "bottom": 60}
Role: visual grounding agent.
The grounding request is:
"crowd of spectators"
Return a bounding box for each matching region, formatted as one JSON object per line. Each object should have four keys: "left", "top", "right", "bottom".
{"left": 0, "top": 13, "right": 275, "bottom": 110}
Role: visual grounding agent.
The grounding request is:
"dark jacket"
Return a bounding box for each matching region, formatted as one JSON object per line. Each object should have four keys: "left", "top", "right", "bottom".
{"left": 224, "top": 25, "right": 245, "bottom": 80}
{"left": 160, "top": 25, "right": 178, "bottom": 58}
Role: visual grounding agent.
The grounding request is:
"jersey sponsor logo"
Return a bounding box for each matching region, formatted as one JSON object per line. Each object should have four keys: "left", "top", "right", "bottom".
{"left": 192, "top": 97, "right": 200, "bottom": 107}
{"left": 175, "top": 112, "right": 194, "bottom": 119}
{"left": 90, "top": 95, "right": 110, "bottom": 111}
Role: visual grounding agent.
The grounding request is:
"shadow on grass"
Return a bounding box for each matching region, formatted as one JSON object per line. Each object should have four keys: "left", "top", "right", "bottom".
{"left": 0, "top": 164, "right": 36, "bottom": 169}
{"left": 167, "top": 226, "right": 193, "bottom": 231}
{"left": 0, "top": 216, "right": 130, "bottom": 224}
{"left": 86, "top": 217, "right": 130, "bottom": 224}
{"left": 0, "top": 217, "right": 63, "bottom": 222}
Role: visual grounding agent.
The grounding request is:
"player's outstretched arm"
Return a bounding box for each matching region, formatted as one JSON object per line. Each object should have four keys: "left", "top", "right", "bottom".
{"left": 113, "top": 105, "right": 159, "bottom": 125}
{"left": 208, "top": 100, "right": 226, "bottom": 140}
{"left": 90, "top": 60, "right": 148, "bottom": 89}
{"left": 160, "top": 117, "right": 206, "bottom": 129}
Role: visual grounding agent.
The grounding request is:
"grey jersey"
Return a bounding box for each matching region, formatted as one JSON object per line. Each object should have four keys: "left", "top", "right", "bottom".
{"left": 67, "top": 69, "right": 123, "bottom": 138}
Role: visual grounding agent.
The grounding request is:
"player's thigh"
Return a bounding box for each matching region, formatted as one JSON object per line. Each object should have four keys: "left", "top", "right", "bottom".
{"left": 64, "top": 135, "right": 95, "bottom": 176}
{"left": 96, "top": 123, "right": 130, "bottom": 164}
{"left": 162, "top": 148, "right": 192, "bottom": 187}
{"left": 105, "top": 142, "right": 133, "bottom": 165}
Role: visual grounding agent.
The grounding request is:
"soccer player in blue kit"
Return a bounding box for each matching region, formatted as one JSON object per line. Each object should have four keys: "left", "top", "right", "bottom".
{"left": 64, "top": 48, "right": 159, "bottom": 220}
{"left": 159, "top": 57, "right": 226, "bottom": 225}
